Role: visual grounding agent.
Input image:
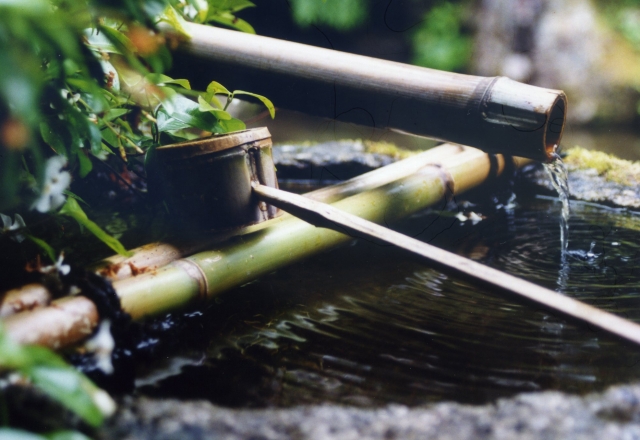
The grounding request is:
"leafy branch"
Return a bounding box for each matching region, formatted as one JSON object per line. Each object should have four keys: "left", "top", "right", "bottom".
{"left": 0, "top": 0, "right": 274, "bottom": 260}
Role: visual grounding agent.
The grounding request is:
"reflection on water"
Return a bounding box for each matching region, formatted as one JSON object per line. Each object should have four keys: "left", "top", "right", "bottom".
{"left": 137, "top": 195, "right": 640, "bottom": 407}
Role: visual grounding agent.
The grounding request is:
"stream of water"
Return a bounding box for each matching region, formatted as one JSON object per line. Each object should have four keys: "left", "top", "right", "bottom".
{"left": 543, "top": 150, "right": 571, "bottom": 253}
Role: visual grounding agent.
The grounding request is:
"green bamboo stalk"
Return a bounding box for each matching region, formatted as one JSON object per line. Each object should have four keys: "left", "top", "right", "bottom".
{"left": 4, "top": 144, "right": 512, "bottom": 347}
{"left": 115, "top": 146, "right": 505, "bottom": 319}
{"left": 93, "top": 143, "right": 468, "bottom": 281}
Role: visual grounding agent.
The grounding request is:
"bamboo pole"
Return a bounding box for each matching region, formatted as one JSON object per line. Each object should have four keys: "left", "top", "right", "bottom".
{"left": 253, "top": 184, "right": 640, "bottom": 346}
{"left": 3, "top": 296, "right": 98, "bottom": 349}
{"left": 0, "top": 284, "right": 51, "bottom": 317}
{"left": 0, "top": 144, "right": 467, "bottom": 319}
{"left": 169, "top": 22, "right": 567, "bottom": 162}
{"left": 89, "top": 143, "right": 469, "bottom": 280}
{"left": 115, "top": 146, "right": 502, "bottom": 319}
{"left": 4, "top": 144, "right": 510, "bottom": 347}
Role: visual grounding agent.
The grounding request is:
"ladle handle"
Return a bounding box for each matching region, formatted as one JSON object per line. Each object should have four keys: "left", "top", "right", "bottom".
{"left": 253, "top": 183, "right": 640, "bottom": 347}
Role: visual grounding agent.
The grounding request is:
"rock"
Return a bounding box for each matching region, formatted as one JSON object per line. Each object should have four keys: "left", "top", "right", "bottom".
{"left": 522, "top": 147, "right": 640, "bottom": 209}
{"left": 526, "top": 166, "right": 640, "bottom": 209}
{"left": 102, "top": 383, "right": 640, "bottom": 439}
{"left": 272, "top": 140, "right": 397, "bottom": 182}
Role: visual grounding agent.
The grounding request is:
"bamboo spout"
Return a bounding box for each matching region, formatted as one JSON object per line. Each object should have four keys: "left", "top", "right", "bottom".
{"left": 171, "top": 23, "right": 567, "bottom": 162}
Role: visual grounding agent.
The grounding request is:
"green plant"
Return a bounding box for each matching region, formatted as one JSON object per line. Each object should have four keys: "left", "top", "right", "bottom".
{"left": 411, "top": 2, "right": 472, "bottom": 72}
{"left": 0, "top": 324, "right": 114, "bottom": 437}
{"left": 0, "top": 0, "right": 273, "bottom": 261}
{"left": 289, "top": 0, "right": 367, "bottom": 30}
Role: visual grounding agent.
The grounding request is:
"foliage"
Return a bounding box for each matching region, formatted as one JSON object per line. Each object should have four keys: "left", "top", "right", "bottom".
{"left": 286, "top": 0, "right": 473, "bottom": 72}
{"left": 289, "top": 0, "right": 368, "bottom": 30}
{"left": 411, "top": 2, "right": 472, "bottom": 72}
{"left": 596, "top": 0, "right": 640, "bottom": 115}
{"left": 0, "top": 0, "right": 273, "bottom": 259}
{"left": 0, "top": 325, "right": 113, "bottom": 435}
{"left": 60, "top": 198, "right": 133, "bottom": 256}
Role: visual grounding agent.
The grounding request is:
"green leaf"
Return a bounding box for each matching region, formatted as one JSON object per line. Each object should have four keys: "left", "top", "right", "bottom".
{"left": 233, "top": 90, "right": 275, "bottom": 118}
{"left": 59, "top": 198, "right": 132, "bottom": 256}
{"left": 161, "top": 5, "right": 192, "bottom": 38}
{"left": 26, "top": 234, "right": 56, "bottom": 263}
{"left": 143, "top": 44, "right": 173, "bottom": 74}
{"left": 100, "top": 126, "right": 121, "bottom": 149}
{"left": 46, "top": 431, "right": 92, "bottom": 440}
{"left": 87, "top": 122, "right": 103, "bottom": 156}
{"left": 98, "top": 25, "right": 137, "bottom": 54}
{"left": 0, "top": 329, "right": 69, "bottom": 374}
{"left": 155, "top": 111, "right": 192, "bottom": 132}
{"left": 146, "top": 74, "right": 191, "bottom": 90}
{"left": 218, "top": 117, "right": 246, "bottom": 132}
{"left": 77, "top": 150, "right": 93, "bottom": 178}
{"left": 0, "top": 327, "right": 111, "bottom": 428}
{"left": 40, "top": 122, "right": 69, "bottom": 157}
{"left": 27, "top": 366, "right": 104, "bottom": 427}
{"left": 84, "top": 28, "right": 120, "bottom": 54}
{"left": 103, "top": 109, "right": 129, "bottom": 122}
{"left": 206, "top": 11, "right": 255, "bottom": 33}
{"left": 197, "top": 95, "right": 232, "bottom": 119}
{"left": 206, "top": 81, "right": 231, "bottom": 96}
{"left": 0, "top": 328, "right": 31, "bottom": 370}
{"left": 63, "top": 190, "right": 89, "bottom": 206}
{"left": 65, "top": 78, "right": 109, "bottom": 112}
{"left": 217, "top": 0, "right": 256, "bottom": 13}
{"left": 289, "top": 0, "right": 367, "bottom": 30}
{"left": 158, "top": 94, "right": 225, "bottom": 133}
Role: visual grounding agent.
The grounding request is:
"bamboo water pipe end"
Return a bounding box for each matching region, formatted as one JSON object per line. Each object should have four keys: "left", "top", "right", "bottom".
{"left": 172, "top": 22, "right": 567, "bottom": 163}
{"left": 476, "top": 77, "right": 567, "bottom": 162}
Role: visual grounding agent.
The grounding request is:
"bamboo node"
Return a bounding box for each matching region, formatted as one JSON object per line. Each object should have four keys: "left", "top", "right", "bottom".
{"left": 172, "top": 259, "right": 209, "bottom": 301}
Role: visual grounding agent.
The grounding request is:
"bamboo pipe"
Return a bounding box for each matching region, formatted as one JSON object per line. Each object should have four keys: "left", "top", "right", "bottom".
{"left": 0, "top": 284, "right": 51, "bottom": 317}
{"left": 254, "top": 184, "right": 640, "bottom": 346}
{"left": 170, "top": 22, "right": 567, "bottom": 162}
{"left": 3, "top": 144, "right": 512, "bottom": 347}
{"left": 3, "top": 296, "right": 98, "bottom": 349}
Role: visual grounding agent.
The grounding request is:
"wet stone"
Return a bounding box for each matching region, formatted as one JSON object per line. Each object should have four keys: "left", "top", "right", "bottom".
{"left": 272, "top": 141, "right": 396, "bottom": 182}
{"left": 523, "top": 164, "right": 640, "bottom": 209}
{"left": 102, "top": 383, "right": 640, "bottom": 440}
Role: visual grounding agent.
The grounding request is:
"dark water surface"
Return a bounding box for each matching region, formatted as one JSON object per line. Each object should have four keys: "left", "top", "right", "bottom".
{"left": 136, "top": 192, "right": 640, "bottom": 407}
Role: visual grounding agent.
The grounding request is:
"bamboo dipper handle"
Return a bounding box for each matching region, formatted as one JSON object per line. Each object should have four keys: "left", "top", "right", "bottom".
{"left": 252, "top": 183, "right": 640, "bottom": 347}
{"left": 171, "top": 22, "right": 567, "bottom": 162}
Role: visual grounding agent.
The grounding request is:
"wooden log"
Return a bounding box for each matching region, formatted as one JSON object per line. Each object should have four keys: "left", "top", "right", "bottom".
{"left": 169, "top": 22, "right": 567, "bottom": 162}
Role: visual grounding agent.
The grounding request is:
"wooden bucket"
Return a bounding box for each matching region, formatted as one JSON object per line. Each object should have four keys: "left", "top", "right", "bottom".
{"left": 156, "top": 127, "right": 279, "bottom": 230}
